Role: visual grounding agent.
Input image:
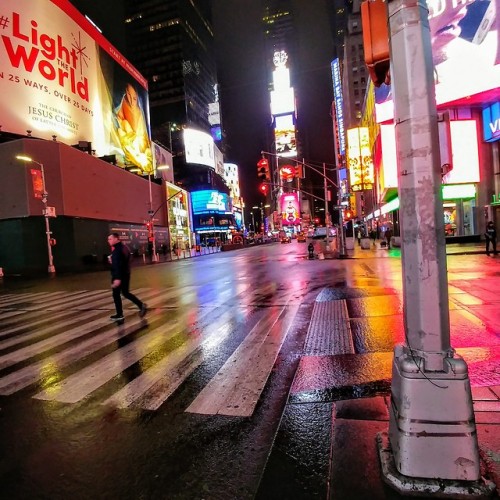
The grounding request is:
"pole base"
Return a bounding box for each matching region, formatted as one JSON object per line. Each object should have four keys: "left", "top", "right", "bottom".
{"left": 377, "top": 432, "right": 495, "bottom": 498}
{"left": 388, "top": 346, "right": 480, "bottom": 481}
{"left": 48, "top": 265, "right": 56, "bottom": 274}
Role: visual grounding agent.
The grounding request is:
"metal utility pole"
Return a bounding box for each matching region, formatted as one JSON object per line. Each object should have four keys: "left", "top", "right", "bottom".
{"left": 147, "top": 173, "right": 159, "bottom": 262}
{"left": 378, "top": 0, "right": 490, "bottom": 493}
{"left": 323, "top": 163, "right": 331, "bottom": 250}
{"left": 16, "top": 155, "right": 56, "bottom": 275}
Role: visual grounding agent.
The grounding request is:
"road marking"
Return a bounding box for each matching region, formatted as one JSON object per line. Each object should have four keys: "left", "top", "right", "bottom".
{"left": 0, "top": 285, "right": 299, "bottom": 416}
{"left": 33, "top": 302, "right": 222, "bottom": 404}
{"left": 186, "top": 302, "right": 298, "bottom": 417}
{"left": 0, "top": 289, "right": 171, "bottom": 368}
{"left": 103, "top": 309, "right": 237, "bottom": 410}
{"left": 0, "top": 291, "right": 67, "bottom": 307}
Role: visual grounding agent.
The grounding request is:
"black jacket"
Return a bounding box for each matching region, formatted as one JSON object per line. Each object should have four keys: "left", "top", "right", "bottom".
{"left": 486, "top": 226, "right": 497, "bottom": 241}
{"left": 110, "top": 241, "right": 131, "bottom": 280}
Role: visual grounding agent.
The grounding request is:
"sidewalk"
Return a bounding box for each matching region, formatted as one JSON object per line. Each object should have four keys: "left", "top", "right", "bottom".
{"left": 346, "top": 240, "right": 488, "bottom": 258}
{"left": 256, "top": 284, "right": 500, "bottom": 499}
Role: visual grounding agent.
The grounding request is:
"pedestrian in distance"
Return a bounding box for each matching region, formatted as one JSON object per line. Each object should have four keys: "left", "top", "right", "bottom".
{"left": 385, "top": 228, "right": 393, "bottom": 249}
{"left": 485, "top": 221, "right": 497, "bottom": 256}
{"left": 369, "top": 229, "right": 377, "bottom": 247}
{"left": 356, "top": 228, "right": 362, "bottom": 246}
{"left": 107, "top": 233, "right": 148, "bottom": 322}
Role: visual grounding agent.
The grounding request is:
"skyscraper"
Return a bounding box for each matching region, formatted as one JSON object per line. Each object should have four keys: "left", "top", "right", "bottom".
{"left": 123, "top": 0, "right": 218, "bottom": 145}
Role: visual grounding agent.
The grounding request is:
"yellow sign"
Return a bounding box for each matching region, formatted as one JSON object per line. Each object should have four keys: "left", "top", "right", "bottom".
{"left": 347, "top": 127, "right": 374, "bottom": 191}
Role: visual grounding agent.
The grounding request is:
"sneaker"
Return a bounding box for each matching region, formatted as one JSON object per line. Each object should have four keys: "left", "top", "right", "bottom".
{"left": 110, "top": 314, "right": 124, "bottom": 321}
{"left": 139, "top": 304, "right": 148, "bottom": 318}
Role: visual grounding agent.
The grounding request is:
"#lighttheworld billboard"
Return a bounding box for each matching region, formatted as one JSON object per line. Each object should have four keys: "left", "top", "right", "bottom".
{"left": 0, "top": 0, "right": 153, "bottom": 173}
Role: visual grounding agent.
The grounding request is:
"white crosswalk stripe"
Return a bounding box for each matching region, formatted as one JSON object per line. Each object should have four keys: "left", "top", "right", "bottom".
{"left": 0, "top": 285, "right": 297, "bottom": 416}
{"left": 186, "top": 302, "right": 299, "bottom": 417}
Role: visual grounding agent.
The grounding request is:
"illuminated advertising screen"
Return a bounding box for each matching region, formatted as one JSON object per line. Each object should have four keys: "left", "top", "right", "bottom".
{"left": 380, "top": 124, "right": 398, "bottom": 189}
{"left": 375, "top": 0, "right": 500, "bottom": 123}
{"left": 166, "top": 183, "right": 190, "bottom": 239}
{"left": 275, "top": 114, "right": 297, "bottom": 158}
{"left": 381, "top": 120, "right": 480, "bottom": 187}
{"left": 280, "top": 193, "right": 300, "bottom": 225}
{"left": 153, "top": 142, "right": 174, "bottom": 182}
{"left": 347, "top": 127, "right": 374, "bottom": 191}
{"left": 0, "top": 0, "right": 153, "bottom": 173}
{"left": 483, "top": 101, "right": 500, "bottom": 142}
{"left": 183, "top": 128, "right": 215, "bottom": 168}
{"left": 191, "top": 190, "right": 231, "bottom": 214}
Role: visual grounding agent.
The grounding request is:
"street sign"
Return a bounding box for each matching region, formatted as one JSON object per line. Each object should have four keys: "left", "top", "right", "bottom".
{"left": 44, "top": 207, "right": 57, "bottom": 217}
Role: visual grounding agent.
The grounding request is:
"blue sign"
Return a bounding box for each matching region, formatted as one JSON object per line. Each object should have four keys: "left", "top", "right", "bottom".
{"left": 331, "top": 58, "right": 346, "bottom": 155}
{"left": 483, "top": 102, "right": 500, "bottom": 143}
{"left": 191, "top": 190, "right": 230, "bottom": 214}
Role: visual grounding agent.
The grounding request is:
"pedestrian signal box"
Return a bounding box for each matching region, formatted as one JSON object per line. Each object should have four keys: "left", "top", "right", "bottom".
{"left": 361, "top": 0, "right": 390, "bottom": 87}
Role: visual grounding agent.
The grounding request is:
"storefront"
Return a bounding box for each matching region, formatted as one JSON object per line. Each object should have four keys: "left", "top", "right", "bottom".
{"left": 368, "top": 184, "right": 479, "bottom": 240}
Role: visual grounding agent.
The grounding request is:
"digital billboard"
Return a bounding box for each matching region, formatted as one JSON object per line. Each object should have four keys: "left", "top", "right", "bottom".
{"left": 153, "top": 142, "right": 174, "bottom": 182}
{"left": 191, "top": 190, "right": 231, "bottom": 214}
{"left": 183, "top": 128, "right": 215, "bottom": 169}
{"left": 380, "top": 120, "right": 480, "bottom": 186}
{"left": 375, "top": 0, "right": 500, "bottom": 123}
{"left": 483, "top": 101, "right": 500, "bottom": 142}
{"left": 0, "top": 0, "right": 153, "bottom": 173}
{"left": 347, "top": 127, "right": 374, "bottom": 191}
{"left": 275, "top": 114, "right": 297, "bottom": 158}
{"left": 280, "top": 193, "right": 300, "bottom": 225}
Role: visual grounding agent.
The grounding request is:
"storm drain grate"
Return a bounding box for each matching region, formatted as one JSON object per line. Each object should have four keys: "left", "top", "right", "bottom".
{"left": 303, "top": 297, "right": 355, "bottom": 356}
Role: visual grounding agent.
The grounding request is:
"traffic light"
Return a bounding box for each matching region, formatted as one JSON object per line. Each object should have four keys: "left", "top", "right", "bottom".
{"left": 257, "top": 158, "right": 270, "bottom": 182}
{"left": 361, "top": 0, "right": 390, "bottom": 87}
{"left": 344, "top": 209, "right": 353, "bottom": 221}
{"left": 259, "top": 182, "right": 269, "bottom": 196}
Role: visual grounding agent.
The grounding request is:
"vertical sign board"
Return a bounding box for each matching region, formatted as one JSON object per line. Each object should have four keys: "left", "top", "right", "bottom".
{"left": 331, "top": 58, "right": 346, "bottom": 156}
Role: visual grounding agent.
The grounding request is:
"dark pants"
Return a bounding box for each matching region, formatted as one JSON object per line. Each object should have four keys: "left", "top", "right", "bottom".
{"left": 486, "top": 238, "right": 497, "bottom": 255}
{"left": 112, "top": 274, "right": 142, "bottom": 315}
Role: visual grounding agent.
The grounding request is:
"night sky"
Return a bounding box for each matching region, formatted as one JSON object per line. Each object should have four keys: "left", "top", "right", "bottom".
{"left": 69, "top": 0, "right": 336, "bottom": 210}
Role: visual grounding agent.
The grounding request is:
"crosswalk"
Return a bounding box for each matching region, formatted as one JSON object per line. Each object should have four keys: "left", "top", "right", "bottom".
{"left": 0, "top": 286, "right": 299, "bottom": 416}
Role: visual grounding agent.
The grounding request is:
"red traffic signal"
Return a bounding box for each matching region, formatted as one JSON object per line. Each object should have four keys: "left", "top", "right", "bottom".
{"left": 257, "top": 158, "right": 271, "bottom": 182}
{"left": 259, "top": 182, "right": 269, "bottom": 196}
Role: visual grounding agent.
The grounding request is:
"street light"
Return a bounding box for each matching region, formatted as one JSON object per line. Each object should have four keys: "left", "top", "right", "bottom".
{"left": 16, "top": 155, "right": 56, "bottom": 274}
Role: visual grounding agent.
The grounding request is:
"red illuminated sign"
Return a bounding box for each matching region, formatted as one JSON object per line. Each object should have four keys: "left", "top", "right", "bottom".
{"left": 30, "top": 169, "right": 44, "bottom": 199}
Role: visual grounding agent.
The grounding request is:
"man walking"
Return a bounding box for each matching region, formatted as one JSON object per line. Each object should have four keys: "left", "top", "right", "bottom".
{"left": 485, "top": 221, "right": 497, "bottom": 256}
{"left": 107, "top": 233, "right": 147, "bottom": 321}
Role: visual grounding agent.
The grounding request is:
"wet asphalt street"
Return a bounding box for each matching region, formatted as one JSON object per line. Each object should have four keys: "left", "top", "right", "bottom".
{"left": 0, "top": 242, "right": 499, "bottom": 499}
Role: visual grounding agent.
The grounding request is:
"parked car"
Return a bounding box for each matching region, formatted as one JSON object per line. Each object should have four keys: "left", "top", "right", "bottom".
{"left": 297, "top": 232, "right": 306, "bottom": 242}
{"left": 280, "top": 235, "right": 292, "bottom": 243}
